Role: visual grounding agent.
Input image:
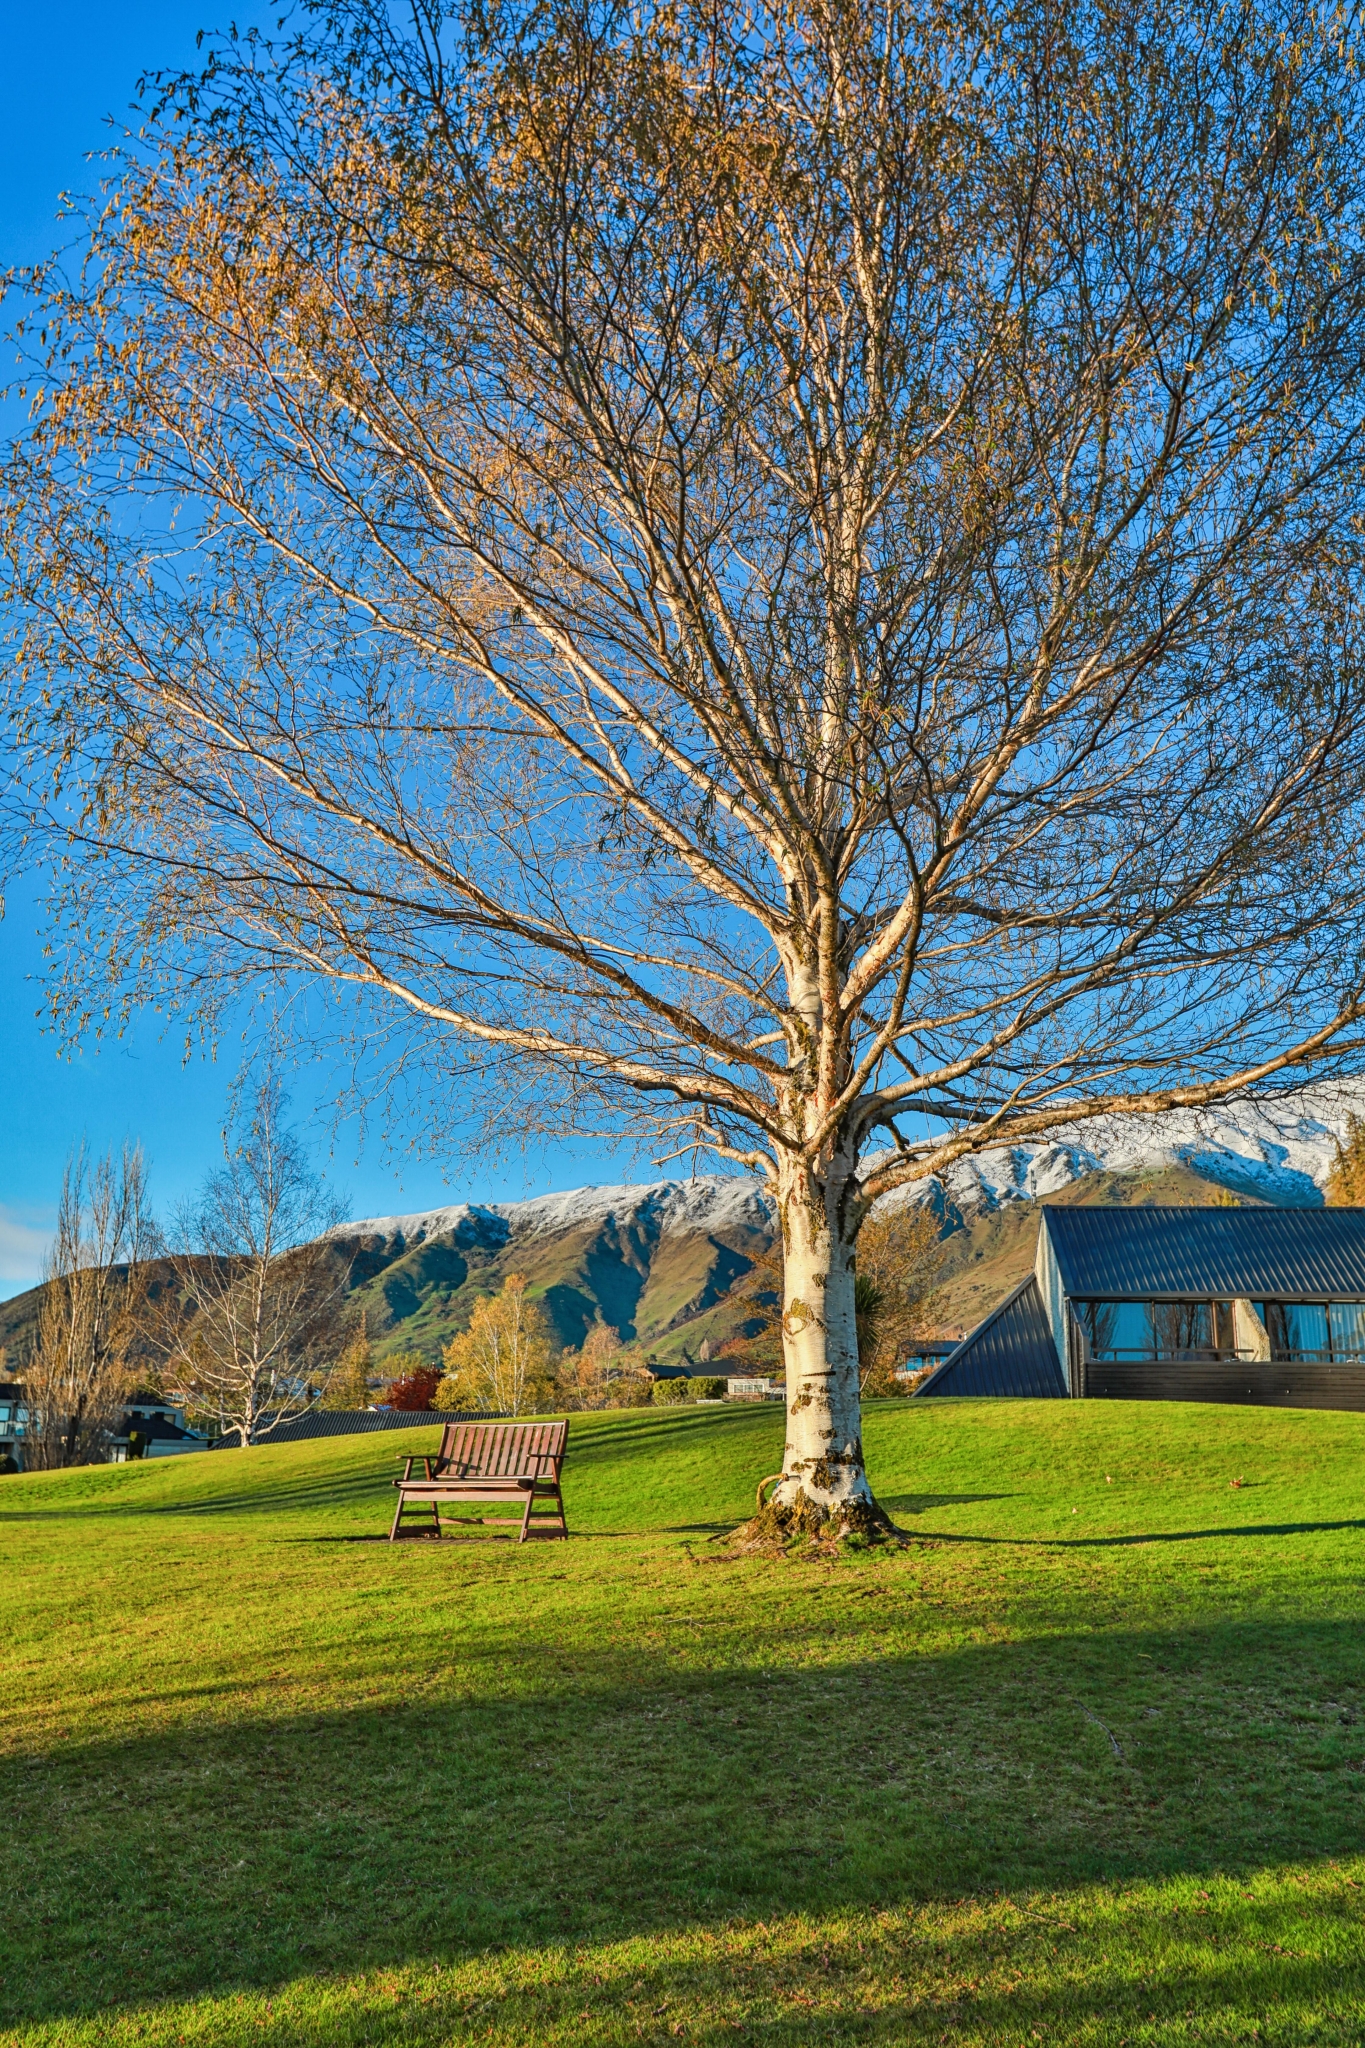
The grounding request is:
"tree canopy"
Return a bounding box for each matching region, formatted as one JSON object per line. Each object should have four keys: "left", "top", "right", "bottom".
{"left": 9, "top": 0, "right": 1365, "bottom": 1524}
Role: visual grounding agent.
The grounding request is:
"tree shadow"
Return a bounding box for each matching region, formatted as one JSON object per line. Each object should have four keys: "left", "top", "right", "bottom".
{"left": 881, "top": 1492, "right": 1017, "bottom": 1514}
{"left": 921, "top": 1517, "right": 1365, "bottom": 1549}
{"left": 3, "top": 1615, "right": 1363, "bottom": 2034}
{"left": 0, "top": 1465, "right": 400, "bottom": 1522}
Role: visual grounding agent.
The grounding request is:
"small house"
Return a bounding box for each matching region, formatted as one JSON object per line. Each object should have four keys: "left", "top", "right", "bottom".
{"left": 640, "top": 1361, "right": 692, "bottom": 1384}
{"left": 109, "top": 1393, "right": 212, "bottom": 1461}
{"left": 893, "top": 1341, "right": 959, "bottom": 1383}
{"left": 0, "top": 1385, "right": 209, "bottom": 1468}
{"left": 916, "top": 1205, "right": 1365, "bottom": 1411}
{"left": 0, "top": 1382, "right": 26, "bottom": 1471}
{"left": 725, "top": 1375, "right": 782, "bottom": 1401}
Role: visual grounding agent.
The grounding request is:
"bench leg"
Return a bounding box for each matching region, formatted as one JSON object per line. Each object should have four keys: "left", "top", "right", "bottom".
{"left": 518, "top": 1487, "right": 569, "bottom": 1540}
{"left": 390, "top": 1492, "right": 442, "bottom": 1541}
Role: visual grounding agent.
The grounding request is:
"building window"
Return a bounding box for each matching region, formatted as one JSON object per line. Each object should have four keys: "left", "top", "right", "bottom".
{"left": 1080, "top": 1298, "right": 1365, "bottom": 1364}
{"left": 1079, "top": 1300, "right": 1154, "bottom": 1358}
{"left": 1329, "top": 1303, "right": 1365, "bottom": 1358}
{"left": 1259, "top": 1302, "right": 1326, "bottom": 1358}
{"left": 1255, "top": 1302, "right": 1364, "bottom": 1361}
{"left": 1079, "top": 1299, "right": 1235, "bottom": 1360}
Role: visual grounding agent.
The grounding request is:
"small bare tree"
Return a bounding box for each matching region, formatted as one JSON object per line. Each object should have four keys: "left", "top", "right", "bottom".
{"left": 165, "top": 1081, "right": 348, "bottom": 1447}
{"left": 23, "top": 1144, "right": 157, "bottom": 1468}
{"left": 557, "top": 1321, "right": 653, "bottom": 1410}
{"left": 12, "top": 1, "right": 1365, "bottom": 1528}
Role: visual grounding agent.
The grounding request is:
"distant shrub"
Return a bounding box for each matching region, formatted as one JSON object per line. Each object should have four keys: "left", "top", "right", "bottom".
{"left": 608, "top": 1373, "right": 653, "bottom": 1408}
{"left": 652, "top": 1374, "right": 727, "bottom": 1404}
{"left": 382, "top": 1364, "right": 443, "bottom": 1412}
{"left": 651, "top": 1376, "right": 692, "bottom": 1404}
{"left": 897, "top": 1364, "right": 935, "bottom": 1395}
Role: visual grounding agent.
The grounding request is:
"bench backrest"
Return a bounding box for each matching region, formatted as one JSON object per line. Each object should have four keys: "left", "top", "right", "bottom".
{"left": 434, "top": 1418, "right": 568, "bottom": 1479}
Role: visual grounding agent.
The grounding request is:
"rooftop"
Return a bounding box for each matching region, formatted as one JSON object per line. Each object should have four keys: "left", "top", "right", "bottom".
{"left": 915, "top": 1276, "right": 1066, "bottom": 1399}
{"left": 1041, "top": 1204, "right": 1365, "bottom": 1301}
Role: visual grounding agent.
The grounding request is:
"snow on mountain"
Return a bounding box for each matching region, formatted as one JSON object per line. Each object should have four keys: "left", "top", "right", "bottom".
{"left": 334, "top": 1083, "right": 1365, "bottom": 1246}
{"left": 890, "top": 1081, "right": 1365, "bottom": 1218}
{"left": 334, "top": 1174, "right": 776, "bottom": 1248}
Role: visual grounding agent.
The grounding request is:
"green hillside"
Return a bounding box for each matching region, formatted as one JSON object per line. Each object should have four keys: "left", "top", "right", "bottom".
{"left": 0, "top": 1160, "right": 1289, "bottom": 1377}
{"left": 318, "top": 1162, "right": 1272, "bottom": 1365}
{"left": 2, "top": 1399, "right": 1364, "bottom": 2043}
{"left": 339, "top": 1202, "right": 775, "bottom": 1367}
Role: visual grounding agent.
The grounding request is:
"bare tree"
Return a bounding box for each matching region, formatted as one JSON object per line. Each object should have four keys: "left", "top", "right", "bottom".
{"left": 23, "top": 1144, "right": 157, "bottom": 1468}
{"left": 165, "top": 1081, "right": 347, "bottom": 1447}
{"left": 11, "top": 0, "right": 1365, "bottom": 1528}
{"left": 556, "top": 1322, "right": 654, "bottom": 1410}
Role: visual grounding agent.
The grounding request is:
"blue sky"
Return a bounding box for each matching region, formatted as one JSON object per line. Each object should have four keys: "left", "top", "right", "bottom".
{"left": 0, "top": 2, "right": 638, "bottom": 1294}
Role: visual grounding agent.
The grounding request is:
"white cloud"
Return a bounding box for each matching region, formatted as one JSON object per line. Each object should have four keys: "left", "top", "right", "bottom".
{"left": 0, "top": 1204, "right": 52, "bottom": 1291}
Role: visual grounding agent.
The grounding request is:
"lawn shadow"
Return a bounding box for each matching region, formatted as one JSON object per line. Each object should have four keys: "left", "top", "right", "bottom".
{"left": 918, "top": 1516, "right": 1365, "bottom": 1549}
{"left": 0, "top": 1466, "right": 398, "bottom": 1522}
{"left": 881, "top": 1492, "right": 1017, "bottom": 1515}
{"left": 4, "top": 1614, "right": 1363, "bottom": 2033}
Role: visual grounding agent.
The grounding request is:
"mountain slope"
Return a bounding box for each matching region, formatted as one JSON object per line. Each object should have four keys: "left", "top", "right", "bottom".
{"left": 335, "top": 1087, "right": 1362, "bottom": 1362}
{"left": 334, "top": 1179, "right": 777, "bottom": 1366}
{"left": 3, "top": 1086, "right": 1358, "bottom": 1371}
{"left": 926, "top": 1162, "right": 1267, "bottom": 1335}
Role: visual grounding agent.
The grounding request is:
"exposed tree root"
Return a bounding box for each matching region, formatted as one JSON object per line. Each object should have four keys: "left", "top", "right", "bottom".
{"left": 724, "top": 1484, "right": 905, "bottom": 1554}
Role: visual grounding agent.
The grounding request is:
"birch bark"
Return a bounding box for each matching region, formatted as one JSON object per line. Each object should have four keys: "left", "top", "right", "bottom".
{"left": 769, "top": 1160, "right": 880, "bottom": 1532}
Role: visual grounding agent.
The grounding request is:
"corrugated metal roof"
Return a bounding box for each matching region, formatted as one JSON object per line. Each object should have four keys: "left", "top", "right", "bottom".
{"left": 1041, "top": 1205, "right": 1365, "bottom": 1300}
{"left": 217, "top": 1408, "right": 510, "bottom": 1446}
{"left": 914, "top": 1276, "right": 1067, "bottom": 1399}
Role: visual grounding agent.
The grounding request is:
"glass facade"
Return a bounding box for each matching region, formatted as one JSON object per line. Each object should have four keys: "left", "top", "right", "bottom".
{"left": 1077, "top": 1298, "right": 1365, "bottom": 1361}
{"left": 1328, "top": 1302, "right": 1365, "bottom": 1356}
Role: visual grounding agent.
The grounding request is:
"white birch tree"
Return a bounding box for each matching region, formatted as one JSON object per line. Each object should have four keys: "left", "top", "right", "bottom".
{"left": 10, "top": 0, "right": 1365, "bottom": 1527}
{"left": 164, "top": 1080, "right": 348, "bottom": 1447}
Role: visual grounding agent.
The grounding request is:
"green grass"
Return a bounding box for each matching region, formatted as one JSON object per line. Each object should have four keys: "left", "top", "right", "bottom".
{"left": 2, "top": 1398, "right": 1365, "bottom": 2046}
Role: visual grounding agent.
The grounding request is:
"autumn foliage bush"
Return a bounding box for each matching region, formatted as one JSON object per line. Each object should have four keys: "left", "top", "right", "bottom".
{"left": 381, "top": 1365, "right": 443, "bottom": 1412}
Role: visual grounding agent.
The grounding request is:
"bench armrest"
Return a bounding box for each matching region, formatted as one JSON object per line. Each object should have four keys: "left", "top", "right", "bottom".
{"left": 394, "top": 1454, "right": 445, "bottom": 1482}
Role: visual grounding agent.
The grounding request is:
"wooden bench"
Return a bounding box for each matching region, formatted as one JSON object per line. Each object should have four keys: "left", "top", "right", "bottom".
{"left": 389, "top": 1419, "right": 569, "bottom": 1542}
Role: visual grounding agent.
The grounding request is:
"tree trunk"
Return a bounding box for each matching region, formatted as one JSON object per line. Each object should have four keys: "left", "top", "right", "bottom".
{"left": 762, "top": 1166, "right": 889, "bottom": 1540}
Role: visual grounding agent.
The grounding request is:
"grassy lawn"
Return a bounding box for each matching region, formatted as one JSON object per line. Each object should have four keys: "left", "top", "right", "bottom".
{"left": 2, "top": 1399, "right": 1364, "bottom": 2045}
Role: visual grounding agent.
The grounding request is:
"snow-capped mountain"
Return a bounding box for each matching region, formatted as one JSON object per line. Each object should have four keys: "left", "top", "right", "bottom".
{"left": 906, "top": 1083, "right": 1365, "bottom": 1217}
{"left": 336, "top": 1081, "right": 1365, "bottom": 1250}
{"left": 334, "top": 1174, "right": 775, "bottom": 1249}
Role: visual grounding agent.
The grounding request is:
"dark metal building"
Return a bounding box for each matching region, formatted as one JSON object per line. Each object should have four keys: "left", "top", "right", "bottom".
{"left": 235, "top": 1407, "right": 511, "bottom": 1445}
{"left": 916, "top": 1205, "right": 1365, "bottom": 1411}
